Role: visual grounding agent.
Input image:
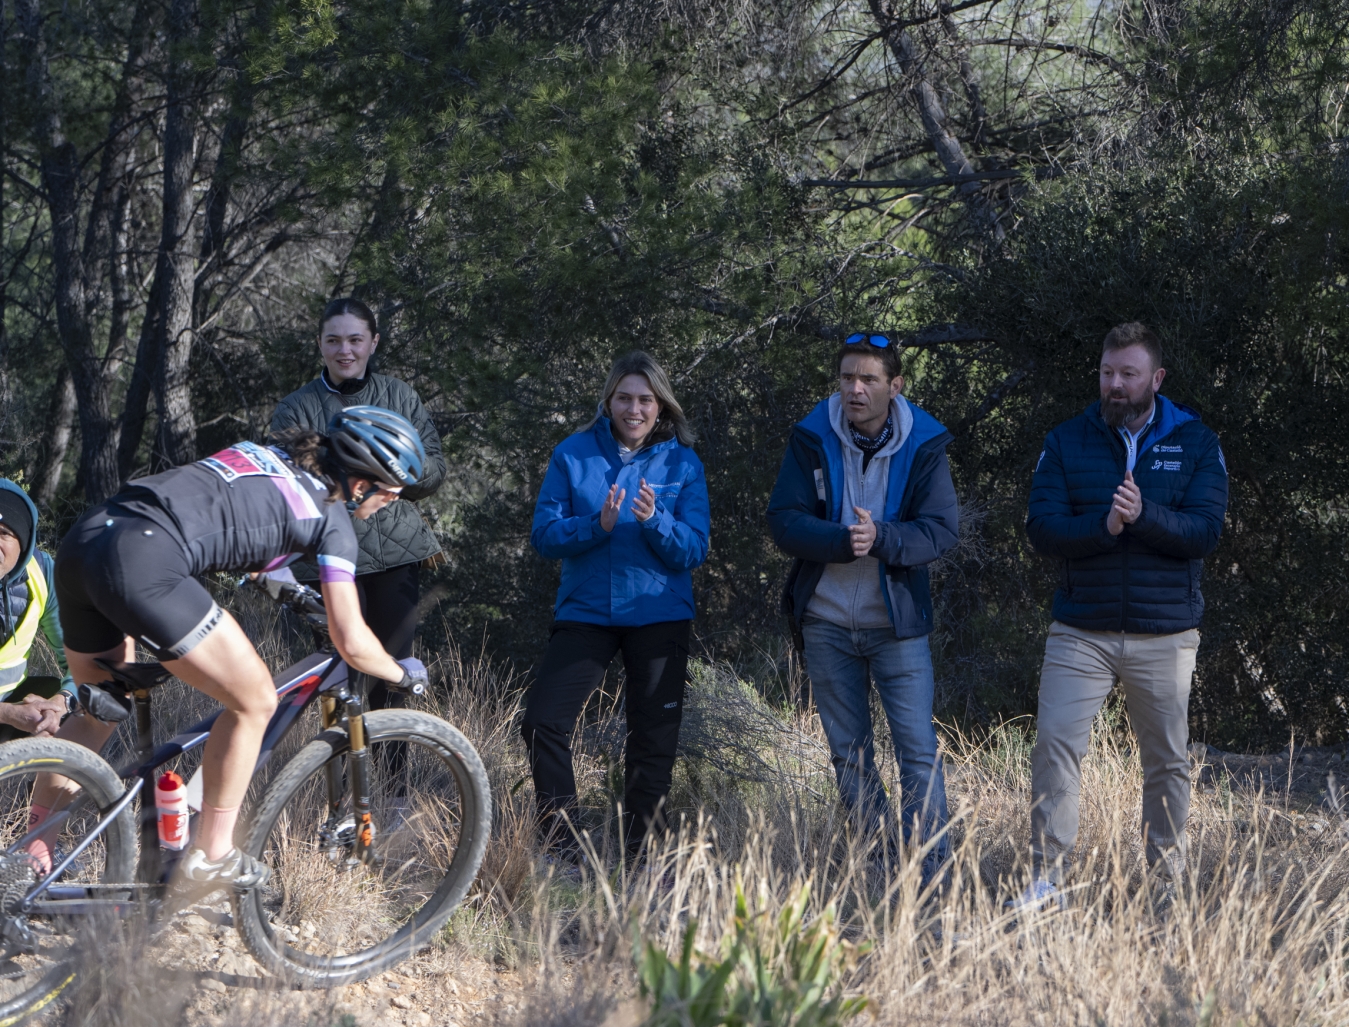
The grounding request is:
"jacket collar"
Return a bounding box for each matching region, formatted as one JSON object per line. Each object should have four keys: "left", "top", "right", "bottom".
{"left": 591, "top": 417, "right": 677, "bottom": 462}
{"left": 798, "top": 395, "right": 947, "bottom": 450}
{"left": 825, "top": 393, "right": 913, "bottom": 460}
{"left": 321, "top": 368, "right": 371, "bottom": 396}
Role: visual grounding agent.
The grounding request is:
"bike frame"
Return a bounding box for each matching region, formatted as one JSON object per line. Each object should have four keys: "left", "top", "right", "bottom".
{"left": 18, "top": 646, "right": 370, "bottom": 917}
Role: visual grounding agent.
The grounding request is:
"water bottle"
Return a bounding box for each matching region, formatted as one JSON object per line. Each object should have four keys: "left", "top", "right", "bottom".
{"left": 156, "top": 771, "right": 189, "bottom": 851}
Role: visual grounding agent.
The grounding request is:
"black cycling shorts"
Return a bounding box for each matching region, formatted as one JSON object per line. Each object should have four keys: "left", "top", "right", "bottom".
{"left": 55, "top": 504, "right": 224, "bottom": 660}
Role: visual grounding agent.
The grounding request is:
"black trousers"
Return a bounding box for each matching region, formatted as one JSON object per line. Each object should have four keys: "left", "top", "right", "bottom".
{"left": 355, "top": 561, "right": 420, "bottom": 710}
{"left": 520, "top": 620, "right": 690, "bottom": 855}
{"left": 356, "top": 562, "right": 420, "bottom": 797}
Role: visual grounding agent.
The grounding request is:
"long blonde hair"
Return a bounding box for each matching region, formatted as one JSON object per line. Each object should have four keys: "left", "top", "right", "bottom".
{"left": 585, "top": 351, "right": 696, "bottom": 449}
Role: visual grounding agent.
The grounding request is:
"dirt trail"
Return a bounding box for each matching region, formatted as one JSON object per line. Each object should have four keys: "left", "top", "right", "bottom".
{"left": 162, "top": 906, "right": 525, "bottom": 1027}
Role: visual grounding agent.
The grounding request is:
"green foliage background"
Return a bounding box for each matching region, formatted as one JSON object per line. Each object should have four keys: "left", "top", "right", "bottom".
{"left": 7, "top": 0, "right": 1349, "bottom": 749}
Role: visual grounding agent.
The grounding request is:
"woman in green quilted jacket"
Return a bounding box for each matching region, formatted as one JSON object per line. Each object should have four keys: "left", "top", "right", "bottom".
{"left": 270, "top": 297, "right": 447, "bottom": 710}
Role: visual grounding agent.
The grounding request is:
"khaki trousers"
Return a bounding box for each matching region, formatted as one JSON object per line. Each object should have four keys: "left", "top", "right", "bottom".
{"left": 1030, "top": 621, "right": 1199, "bottom": 883}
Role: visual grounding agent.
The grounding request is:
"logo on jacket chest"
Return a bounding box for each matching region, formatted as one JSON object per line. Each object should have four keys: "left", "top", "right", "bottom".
{"left": 1149, "top": 444, "right": 1183, "bottom": 472}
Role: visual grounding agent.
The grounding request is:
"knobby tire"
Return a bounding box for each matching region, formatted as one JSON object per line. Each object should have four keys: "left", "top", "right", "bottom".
{"left": 0, "top": 739, "right": 136, "bottom": 1027}
{"left": 236, "top": 710, "right": 491, "bottom": 986}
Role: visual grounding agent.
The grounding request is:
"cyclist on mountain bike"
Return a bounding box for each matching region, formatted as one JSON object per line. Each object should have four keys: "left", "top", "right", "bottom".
{"left": 35, "top": 406, "right": 431, "bottom": 890}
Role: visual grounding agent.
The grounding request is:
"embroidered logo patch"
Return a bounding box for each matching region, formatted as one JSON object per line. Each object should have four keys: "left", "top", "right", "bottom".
{"left": 1153, "top": 445, "right": 1183, "bottom": 453}
{"left": 1150, "top": 459, "right": 1183, "bottom": 471}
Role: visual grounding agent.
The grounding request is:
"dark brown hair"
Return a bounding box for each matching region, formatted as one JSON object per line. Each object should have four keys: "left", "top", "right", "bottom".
{"left": 1102, "top": 322, "right": 1163, "bottom": 370}
{"left": 272, "top": 428, "right": 342, "bottom": 502}
{"left": 320, "top": 296, "right": 378, "bottom": 339}
{"left": 837, "top": 334, "right": 904, "bottom": 380}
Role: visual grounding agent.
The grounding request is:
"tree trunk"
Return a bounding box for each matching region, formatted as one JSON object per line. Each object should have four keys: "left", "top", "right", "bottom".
{"left": 153, "top": 0, "right": 201, "bottom": 468}
{"left": 15, "top": 0, "right": 122, "bottom": 502}
{"left": 117, "top": 274, "right": 161, "bottom": 481}
{"left": 867, "top": 0, "right": 1005, "bottom": 242}
{"left": 30, "top": 367, "right": 76, "bottom": 507}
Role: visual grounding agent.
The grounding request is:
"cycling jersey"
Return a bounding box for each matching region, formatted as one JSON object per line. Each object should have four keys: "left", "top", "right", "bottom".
{"left": 56, "top": 443, "right": 358, "bottom": 659}
{"left": 115, "top": 442, "right": 358, "bottom": 582}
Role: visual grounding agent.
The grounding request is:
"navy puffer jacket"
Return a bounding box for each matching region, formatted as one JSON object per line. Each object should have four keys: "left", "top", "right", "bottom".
{"left": 1026, "top": 394, "right": 1228, "bottom": 634}
{"left": 768, "top": 398, "right": 959, "bottom": 644}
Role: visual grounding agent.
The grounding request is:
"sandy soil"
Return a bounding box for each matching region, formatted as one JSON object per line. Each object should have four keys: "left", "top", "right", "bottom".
{"left": 158, "top": 904, "right": 526, "bottom": 1027}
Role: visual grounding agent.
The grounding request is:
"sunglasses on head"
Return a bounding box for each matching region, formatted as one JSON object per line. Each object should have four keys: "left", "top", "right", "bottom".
{"left": 845, "top": 333, "right": 893, "bottom": 348}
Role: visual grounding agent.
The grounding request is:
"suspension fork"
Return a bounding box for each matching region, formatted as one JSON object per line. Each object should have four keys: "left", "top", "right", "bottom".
{"left": 319, "top": 695, "right": 344, "bottom": 826}
{"left": 343, "top": 686, "right": 375, "bottom": 865}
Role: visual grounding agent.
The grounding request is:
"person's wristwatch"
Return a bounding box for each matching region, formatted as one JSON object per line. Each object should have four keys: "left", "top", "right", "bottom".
{"left": 59, "top": 691, "right": 78, "bottom": 721}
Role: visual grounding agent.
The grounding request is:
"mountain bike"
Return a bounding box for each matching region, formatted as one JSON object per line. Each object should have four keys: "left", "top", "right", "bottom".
{"left": 0, "top": 576, "right": 491, "bottom": 1025}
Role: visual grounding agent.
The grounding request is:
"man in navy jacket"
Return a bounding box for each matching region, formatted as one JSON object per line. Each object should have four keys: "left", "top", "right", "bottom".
{"left": 768, "top": 334, "right": 959, "bottom": 874}
{"left": 1019, "top": 322, "right": 1228, "bottom": 908}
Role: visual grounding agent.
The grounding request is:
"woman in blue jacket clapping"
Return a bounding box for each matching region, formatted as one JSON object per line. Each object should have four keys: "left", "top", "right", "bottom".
{"left": 522, "top": 351, "right": 710, "bottom": 861}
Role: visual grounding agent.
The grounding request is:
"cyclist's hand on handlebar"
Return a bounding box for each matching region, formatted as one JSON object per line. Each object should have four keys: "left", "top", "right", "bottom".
{"left": 394, "top": 657, "right": 430, "bottom": 696}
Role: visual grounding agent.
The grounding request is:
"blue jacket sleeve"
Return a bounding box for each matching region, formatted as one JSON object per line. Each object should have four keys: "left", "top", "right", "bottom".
{"left": 530, "top": 451, "right": 608, "bottom": 560}
{"left": 1129, "top": 433, "right": 1228, "bottom": 558}
{"left": 639, "top": 460, "right": 711, "bottom": 571}
{"left": 1026, "top": 432, "right": 1121, "bottom": 559}
{"left": 869, "top": 447, "right": 959, "bottom": 567}
{"left": 766, "top": 433, "right": 854, "bottom": 564}
{"left": 35, "top": 554, "right": 73, "bottom": 694}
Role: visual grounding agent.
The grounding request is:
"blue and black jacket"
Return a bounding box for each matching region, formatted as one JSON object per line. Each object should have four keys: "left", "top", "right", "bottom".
{"left": 1026, "top": 394, "right": 1228, "bottom": 634}
{"left": 531, "top": 419, "right": 710, "bottom": 626}
{"left": 766, "top": 397, "right": 959, "bottom": 647}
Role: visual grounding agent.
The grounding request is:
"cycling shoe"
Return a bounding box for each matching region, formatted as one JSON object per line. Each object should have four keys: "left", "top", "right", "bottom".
{"left": 177, "top": 847, "right": 271, "bottom": 892}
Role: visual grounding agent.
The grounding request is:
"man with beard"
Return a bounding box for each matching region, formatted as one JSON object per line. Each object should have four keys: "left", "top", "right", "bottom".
{"left": 1015, "top": 322, "right": 1228, "bottom": 911}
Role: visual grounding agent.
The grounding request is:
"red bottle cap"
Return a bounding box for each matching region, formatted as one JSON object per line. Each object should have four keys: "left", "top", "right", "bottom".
{"left": 157, "top": 771, "right": 184, "bottom": 792}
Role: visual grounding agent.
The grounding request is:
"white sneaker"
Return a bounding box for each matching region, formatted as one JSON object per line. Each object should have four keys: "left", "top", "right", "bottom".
{"left": 178, "top": 847, "right": 271, "bottom": 891}
{"left": 1008, "top": 879, "right": 1063, "bottom": 914}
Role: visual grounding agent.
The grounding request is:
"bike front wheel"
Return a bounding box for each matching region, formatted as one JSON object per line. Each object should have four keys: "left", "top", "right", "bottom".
{"left": 236, "top": 709, "right": 491, "bottom": 986}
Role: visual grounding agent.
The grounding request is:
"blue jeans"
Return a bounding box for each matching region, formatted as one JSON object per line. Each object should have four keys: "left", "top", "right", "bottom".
{"left": 802, "top": 618, "right": 949, "bottom": 866}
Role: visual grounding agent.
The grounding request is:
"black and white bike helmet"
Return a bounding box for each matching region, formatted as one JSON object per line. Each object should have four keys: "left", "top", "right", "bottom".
{"left": 326, "top": 406, "right": 427, "bottom": 487}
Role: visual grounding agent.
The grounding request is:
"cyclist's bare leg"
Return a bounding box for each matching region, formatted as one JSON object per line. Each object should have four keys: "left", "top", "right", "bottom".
{"left": 34, "top": 617, "right": 276, "bottom": 862}
{"left": 158, "top": 611, "right": 278, "bottom": 859}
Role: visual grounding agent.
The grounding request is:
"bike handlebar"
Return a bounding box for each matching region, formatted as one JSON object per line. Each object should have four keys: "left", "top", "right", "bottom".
{"left": 245, "top": 574, "right": 424, "bottom": 696}
{"left": 248, "top": 573, "right": 328, "bottom": 622}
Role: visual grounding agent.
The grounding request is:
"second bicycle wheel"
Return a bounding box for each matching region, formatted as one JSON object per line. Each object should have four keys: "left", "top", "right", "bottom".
{"left": 0, "top": 738, "right": 137, "bottom": 1027}
{"left": 236, "top": 709, "right": 491, "bottom": 985}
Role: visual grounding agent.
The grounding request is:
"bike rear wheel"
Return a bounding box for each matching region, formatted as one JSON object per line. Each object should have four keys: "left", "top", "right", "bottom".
{"left": 0, "top": 738, "right": 137, "bottom": 1026}
{"left": 236, "top": 710, "right": 491, "bottom": 986}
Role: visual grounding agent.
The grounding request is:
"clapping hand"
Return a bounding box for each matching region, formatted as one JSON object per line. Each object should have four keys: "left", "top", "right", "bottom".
{"left": 600, "top": 483, "right": 627, "bottom": 532}
{"left": 631, "top": 479, "right": 657, "bottom": 523}
{"left": 849, "top": 506, "right": 877, "bottom": 557}
{"left": 1106, "top": 470, "right": 1143, "bottom": 536}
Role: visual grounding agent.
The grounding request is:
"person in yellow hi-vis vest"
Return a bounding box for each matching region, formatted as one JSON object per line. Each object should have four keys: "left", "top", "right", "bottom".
{"left": 0, "top": 479, "right": 73, "bottom": 742}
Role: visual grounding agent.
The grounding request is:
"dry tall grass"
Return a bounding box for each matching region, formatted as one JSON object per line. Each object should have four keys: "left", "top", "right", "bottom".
{"left": 432, "top": 648, "right": 1349, "bottom": 1027}
{"left": 46, "top": 593, "right": 1349, "bottom": 1025}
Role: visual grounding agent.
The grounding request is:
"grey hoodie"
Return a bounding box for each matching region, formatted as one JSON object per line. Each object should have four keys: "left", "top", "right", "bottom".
{"left": 805, "top": 394, "right": 915, "bottom": 630}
